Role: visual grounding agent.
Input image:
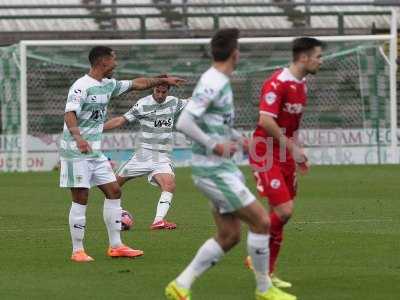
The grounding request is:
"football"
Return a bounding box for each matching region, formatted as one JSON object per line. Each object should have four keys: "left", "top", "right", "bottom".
{"left": 121, "top": 209, "right": 134, "bottom": 231}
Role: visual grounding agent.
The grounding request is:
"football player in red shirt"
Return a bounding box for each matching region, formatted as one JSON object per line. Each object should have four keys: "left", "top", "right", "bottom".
{"left": 247, "top": 37, "right": 323, "bottom": 288}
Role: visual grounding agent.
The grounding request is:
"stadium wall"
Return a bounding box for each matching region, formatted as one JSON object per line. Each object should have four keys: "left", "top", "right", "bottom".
{"left": 0, "top": 129, "right": 398, "bottom": 172}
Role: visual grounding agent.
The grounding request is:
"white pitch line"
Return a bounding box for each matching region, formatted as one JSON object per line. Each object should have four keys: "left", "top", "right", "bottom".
{"left": 0, "top": 219, "right": 396, "bottom": 233}
{"left": 293, "top": 218, "right": 395, "bottom": 225}
{"left": 0, "top": 228, "right": 66, "bottom": 233}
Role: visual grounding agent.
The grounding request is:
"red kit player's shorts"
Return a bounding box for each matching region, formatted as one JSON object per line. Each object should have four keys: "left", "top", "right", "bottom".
{"left": 249, "top": 146, "right": 297, "bottom": 206}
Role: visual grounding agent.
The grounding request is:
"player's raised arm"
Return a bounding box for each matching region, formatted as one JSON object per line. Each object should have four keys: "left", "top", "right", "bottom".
{"left": 131, "top": 76, "right": 186, "bottom": 91}
{"left": 103, "top": 116, "right": 127, "bottom": 131}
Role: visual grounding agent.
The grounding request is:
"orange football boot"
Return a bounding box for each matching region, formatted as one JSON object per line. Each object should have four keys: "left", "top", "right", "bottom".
{"left": 150, "top": 220, "right": 177, "bottom": 230}
{"left": 71, "top": 250, "right": 94, "bottom": 262}
{"left": 107, "top": 245, "right": 144, "bottom": 258}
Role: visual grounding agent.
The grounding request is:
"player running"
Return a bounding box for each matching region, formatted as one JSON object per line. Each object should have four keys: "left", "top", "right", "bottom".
{"left": 246, "top": 37, "right": 323, "bottom": 287}
{"left": 165, "top": 29, "right": 296, "bottom": 300}
{"left": 103, "top": 75, "right": 189, "bottom": 230}
{"left": 60, "top": 46, "right": 185, "bottom": 262}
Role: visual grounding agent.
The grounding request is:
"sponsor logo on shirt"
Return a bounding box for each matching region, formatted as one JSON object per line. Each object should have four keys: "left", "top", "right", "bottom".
{"left": 203, "top": 87, "right": 215, "bottom": 96}
{"left": 265, "top": 92, "right": 277, "bottom": 105}
{"left": 70, "top": 89, "right": 83, "bottom": 103}
{"left": 154, "top": 118, "right": 173, "bottom": 128}
{"left": 270, "top": 179, "right": 281, "bottom": 189}
{"left": 283, "top": 103, "right": 303, "bottom": 114}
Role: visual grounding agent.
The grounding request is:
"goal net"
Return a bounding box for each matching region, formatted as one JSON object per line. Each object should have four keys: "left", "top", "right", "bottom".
{"left": 0, "top": 35, "right": 397, "bottom": 171}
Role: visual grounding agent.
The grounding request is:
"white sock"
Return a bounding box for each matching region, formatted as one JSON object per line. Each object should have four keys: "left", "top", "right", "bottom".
{"left": 247, "top": 231, "right": 272, "bottom": 293}
{"left": 69, "top": 202, "right": 87, "bottom": 253}
{"left": 103, "top": 198, "right": 123, "bottom": 248}
{"left": 176, "top": 238, "right": 224, "bottom": 289}
{"left": 154, "top": 191, "right": 173, "bottom": 223}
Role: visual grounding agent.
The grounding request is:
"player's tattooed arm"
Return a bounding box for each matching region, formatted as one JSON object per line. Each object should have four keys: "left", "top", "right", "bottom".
{"left": 131, "top": 76, "right": 186, "bottom": 91}
{"left": 64, "top": 111, "right": 92, "bottom": 153}
{"left": 104, "top": 116, "right": 127, "bottom": 131}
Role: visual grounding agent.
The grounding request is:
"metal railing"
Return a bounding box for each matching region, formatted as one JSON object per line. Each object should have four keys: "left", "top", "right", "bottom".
{"left": 0, "top": 1, "right": 398, "bottom": 9}
{"left": 0, "top": 11, "right": 393, "bottom": 37}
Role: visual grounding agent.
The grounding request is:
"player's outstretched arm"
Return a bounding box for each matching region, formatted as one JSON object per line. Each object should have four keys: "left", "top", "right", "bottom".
{"left": 104, "top": 116, "right": 127, "bottom": 131}
{"left": 131, "top": 76, "right": 186, "bottom": 91}
{"left": 64, "top": 111, "right": 92, "bottom": 153}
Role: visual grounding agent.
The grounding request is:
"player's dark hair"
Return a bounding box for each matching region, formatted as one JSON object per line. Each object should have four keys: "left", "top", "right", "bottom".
{"left": 211, "top": 28, "right": 240, "bottom": 62}
{"left": 155, "top": 74, "right": 170, "bottom": 89}
{"left": 292, "top": 37, "right": 324, "bottom": 61}
{"left": 88, "top": 46, "right": 114, "bottom": 66}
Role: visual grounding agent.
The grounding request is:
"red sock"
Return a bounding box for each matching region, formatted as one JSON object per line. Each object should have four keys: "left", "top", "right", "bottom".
{"left": 269, "top": 212, "right": 285, "bottom": 274}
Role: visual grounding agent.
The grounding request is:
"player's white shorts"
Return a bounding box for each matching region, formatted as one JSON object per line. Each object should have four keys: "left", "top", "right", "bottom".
{"left": 60, "top": 158, "right": 116, "bottom": 188}
{"left": 192, "top": 170, "right": 256, "bottom": 214}
{"left": 116, "top": 149, "right": 174, "bottom": 186}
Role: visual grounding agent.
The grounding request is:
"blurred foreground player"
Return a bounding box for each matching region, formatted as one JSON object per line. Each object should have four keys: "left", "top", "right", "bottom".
{"left": 165, "top": 29, "right": 296, "bottom": 300}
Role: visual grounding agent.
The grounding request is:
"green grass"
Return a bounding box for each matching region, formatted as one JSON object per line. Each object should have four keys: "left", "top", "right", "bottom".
{"left": 0, "top": 165, "right": 399, "bottom": 300}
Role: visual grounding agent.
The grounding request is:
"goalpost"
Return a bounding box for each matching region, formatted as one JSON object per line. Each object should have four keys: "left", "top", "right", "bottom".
{"left": 8, "top": 9, "right": 397, "bottom": 171}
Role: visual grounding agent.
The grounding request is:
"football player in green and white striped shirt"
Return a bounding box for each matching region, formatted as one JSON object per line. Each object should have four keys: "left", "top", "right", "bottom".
{"left": 165, "top": 29, "right": 296, "bottom": 300}
{"left": 103, "top": 75, "right": 188, "bottom": 230}
{"left": 60, "top": 46, "right": 185, "bottom": 262}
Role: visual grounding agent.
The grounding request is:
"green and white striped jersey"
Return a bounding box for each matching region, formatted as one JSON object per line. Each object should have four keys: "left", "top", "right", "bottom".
{"left": 60, "top": 74, "right": 132, "bottom": 160}
{"left": 123, "top": 94, "right": 188, "bottom": 153}
{"left": 184, "top": 66, "right": 239, "bottom": 174}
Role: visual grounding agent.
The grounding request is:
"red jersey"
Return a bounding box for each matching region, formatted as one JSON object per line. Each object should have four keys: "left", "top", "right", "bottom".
{"left": 253, "top": 68, "right": 307, "bottom": 145}
{"left": 250, "top": 68, "right": 306, "bottom": 206}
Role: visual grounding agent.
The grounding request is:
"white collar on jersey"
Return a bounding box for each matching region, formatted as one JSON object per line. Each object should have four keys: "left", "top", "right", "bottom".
{"left": 85, "top": 74, "right": 105, "bottom": 84}
{"left": 281, "top": 68, "right": 306, "bottom": 83}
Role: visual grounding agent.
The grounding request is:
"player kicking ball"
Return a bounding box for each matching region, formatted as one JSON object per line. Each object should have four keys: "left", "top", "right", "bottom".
{"left": 60, "top": 46, "right": 185, "bottom": 262}
{"left": 104, "top": 75, "right": 189, "bottom": 230}
{"left": 165, "top": 29, "right": 296, "bottom": 300}
{"left": 246, "top": 37, "right": 323, "bottom": 287}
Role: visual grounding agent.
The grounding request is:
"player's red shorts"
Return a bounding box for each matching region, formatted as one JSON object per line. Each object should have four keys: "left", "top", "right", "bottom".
{"left": 249, "top": 145, "right": 297, "bottom": 207}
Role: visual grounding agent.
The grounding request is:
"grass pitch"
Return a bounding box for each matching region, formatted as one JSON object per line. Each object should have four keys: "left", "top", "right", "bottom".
{"left": 0, "top": 165, "right": 399, "bottom": 300}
